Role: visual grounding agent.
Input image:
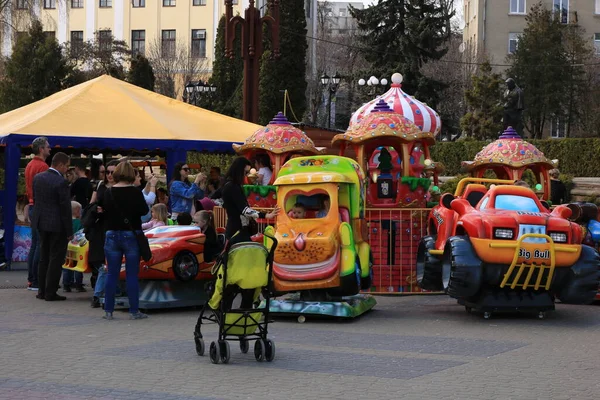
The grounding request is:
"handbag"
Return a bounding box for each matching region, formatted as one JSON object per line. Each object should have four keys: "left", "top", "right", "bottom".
{"left": 109, "top": 188, "right": 152, "bottom": 262}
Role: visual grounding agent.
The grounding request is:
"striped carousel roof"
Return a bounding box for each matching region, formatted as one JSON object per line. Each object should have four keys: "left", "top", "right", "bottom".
{"left": 349, "top": 73, "right": 442, "bottom": 137}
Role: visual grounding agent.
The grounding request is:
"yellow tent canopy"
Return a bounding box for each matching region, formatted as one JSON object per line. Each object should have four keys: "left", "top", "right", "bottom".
{"left": 0, "top": 74, "right": 260, "bottom": 145}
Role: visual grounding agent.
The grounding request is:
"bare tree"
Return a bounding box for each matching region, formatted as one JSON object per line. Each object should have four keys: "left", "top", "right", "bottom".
{"left": 146, "top": 38, "right": 211, "bottom": 99}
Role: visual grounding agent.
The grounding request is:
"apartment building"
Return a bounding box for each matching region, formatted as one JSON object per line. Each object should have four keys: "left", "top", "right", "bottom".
{"left": 463, "top": 0, "right": 600, "bottom": 63}
{"left": 0, "top": 0, "right": 250, "bottom": 63}
{"left": 320, "top": 0, "right": 363, "bottom": 36}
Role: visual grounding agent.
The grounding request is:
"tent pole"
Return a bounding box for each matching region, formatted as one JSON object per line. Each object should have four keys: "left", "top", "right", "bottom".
{"left": 3, "top": 142, "right": 20, "bottom": 266}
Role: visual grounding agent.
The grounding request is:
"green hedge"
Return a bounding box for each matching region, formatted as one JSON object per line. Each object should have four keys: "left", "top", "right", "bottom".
{"left": 430, "top": 138, "right": 600, "bottom": 177}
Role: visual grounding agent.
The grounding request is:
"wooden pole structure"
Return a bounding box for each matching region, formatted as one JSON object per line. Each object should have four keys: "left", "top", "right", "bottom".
{"left": 225, "top": 0, "right": 280, "bottom": 123}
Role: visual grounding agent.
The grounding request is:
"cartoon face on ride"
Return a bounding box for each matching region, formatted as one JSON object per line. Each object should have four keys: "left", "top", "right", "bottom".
{"left": 263, "top": 156, "right": 371, "bottom": 296}
{"left": 118, "top": 225, "right": 218, "bottom": 282}
{"left": 417, "top": 178, "right": 600, "bottom": 306}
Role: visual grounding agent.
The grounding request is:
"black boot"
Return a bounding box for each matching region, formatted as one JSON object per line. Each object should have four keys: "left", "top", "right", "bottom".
{"left": 91, "top": 296, "right": 100, "bottom": 308}
{"left": 75, "top": 283, "right": 86, "bottom": 293}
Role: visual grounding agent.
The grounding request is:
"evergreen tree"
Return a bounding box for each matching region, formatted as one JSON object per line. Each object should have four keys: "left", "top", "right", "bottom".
{"left": 459, "top": 60, "right": 504, "bottom": 140}
{"left": 0, "top": 19, "right": 72, "bottom": 112}
{"left": 201, "top": 16, "right": 243, "bottom": 117}
{"left": 258, "top": 0, "right": 307, "bottom": 125}
{"left": 127, "top": 54, "right": 155, "bottom": 91}
{"left": 350, "top": 0, "right": 454, "bottom": 108}
{"left": 506, "top": 3, "right": 566, "bottom": 139}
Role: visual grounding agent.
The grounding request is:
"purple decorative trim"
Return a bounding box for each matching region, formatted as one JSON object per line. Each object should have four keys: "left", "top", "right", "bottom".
{"left": 370, "top": 99, "right": 394, "bottom": 113}
{"left": 270, "top": 112, "right": 291, "bottom": 125}
{"left": 499, "top": 126, "right": 521, "bottom": 139}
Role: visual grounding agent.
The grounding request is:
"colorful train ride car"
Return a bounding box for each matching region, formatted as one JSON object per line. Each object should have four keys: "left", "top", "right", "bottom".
{"left": 263, "top": 155, "right": 372, "bottom": 296}
{"left": 417, "top": 178, "right": 600, "bottom": 316}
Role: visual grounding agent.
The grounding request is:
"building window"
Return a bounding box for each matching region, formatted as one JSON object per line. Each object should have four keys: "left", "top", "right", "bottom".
{"left": 193, "top": 0, "right": 206, "bottom": 5}
{"left": 508, "top": 33, "right": 520, "bottom": 54}
{"left": 44, "top": 0, "right": 56, "bottom": 9}
{"left": 232, "top": 0, "right": 238, "bottom": 4}
{"left": 99, "top": 0, "right": 112, "bottom": 7}
{"left": 132, "top": 0, "right": 145, "bottom": 6}
{"left": 16, "top": 0, "right": 27, "bottom": 9}
{"left": 339, "top": 8, "right": 346, "bottom": 17}
{"left": 71, "top": 0, "right": 83, "bottom": 7}
{"left": 595, "top": 33, "right": 600, "bottom": 55}
{"left": 161, "top": 30, "right": 176, "bottom": 58}
{"left": 596, "top": 0, "right": 600, "bottom": 14}
{"left": 99, "top": 30, "right": 112, "bottom": 52}
{"left": 163, "top": 0, "right": 175, "bottom": 6}
{"left": 509, "top": 0, "right": 525, "bottom": 14}
{"left": 44, "top": 31, "right": 56, "bottom": 39}
{"left": 132, "top": 30, "right": 145, "bottom": 56}
{"left": 551, "top": 117, "right": 566, "bottom": 138}
{"left": 553, "top": 0, "right": 568, "bottom": 24}
{"left": 191, "top": 29, "right": 206, "bottom": 58}
{"left": 70, "top": 31, "right": 84, "bottom": 56}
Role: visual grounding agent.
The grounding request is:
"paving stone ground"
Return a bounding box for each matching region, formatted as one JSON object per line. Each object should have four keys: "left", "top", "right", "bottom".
{"left": 0, "top": 269, "right": 599, "bottom": 399}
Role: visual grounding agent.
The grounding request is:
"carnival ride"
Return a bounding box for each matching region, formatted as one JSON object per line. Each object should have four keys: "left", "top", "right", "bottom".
{"left": 63, "top": 225, "right": 224, "bottom": 309}
{"left": 233, "top": 112, "right": 323, "bottom": 208}
{"left": 262, "top": 155, "right": 376, "bottom": 320}
{"left": 417, "top": 177, "right": 600, "bottom": 318}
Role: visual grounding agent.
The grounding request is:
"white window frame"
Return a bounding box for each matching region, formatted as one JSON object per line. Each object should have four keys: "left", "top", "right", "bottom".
{"left": 551, "top": 117, "right": 566, "bottom": 139}
{"left": 553, "top": 0, "right": 568, "bottom": 24}
{"left": 509, "top": 0, "right": 525, "bottom": 14}
{"left": 508, "top": 33, "right": 520, "bottom": 54}
{"left": 191, "top": 29, "right": 206, "bottom": 58}
{"left": 594, "top": 33, "right": 600, "bottom": 55}
{"left": 132, "top": 0, "right": 145, "bottom": 7}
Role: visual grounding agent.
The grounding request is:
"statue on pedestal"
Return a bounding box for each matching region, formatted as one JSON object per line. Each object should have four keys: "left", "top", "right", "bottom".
{"left": 503, "top": 78, "right": 525, "bottom": 135}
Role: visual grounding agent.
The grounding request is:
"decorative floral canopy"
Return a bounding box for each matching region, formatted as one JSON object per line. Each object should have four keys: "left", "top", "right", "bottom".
{"left": 233, "top": 112, "right": 321, "bottom": 155}
{"left": 332, "top": 99, "right": 436, "bottom": 146}
{"left": 349, "top": 73, "right": 442, "bottom": 136}
{"left": 462, "top": 127, "right": 555, "bottom": 171}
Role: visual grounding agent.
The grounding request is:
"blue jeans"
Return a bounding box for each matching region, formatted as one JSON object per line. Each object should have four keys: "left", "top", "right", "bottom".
{"left": 27, "top": 207, "right": 40, "bottom": 286}
{"left": 62, "top": 269, "right": 83, "bottom": 286}
{"left": 93, "top": 264, "right": 107, "bottom": 298}
{"left": 104, "top": 231, "right": 141, "bottom": 314}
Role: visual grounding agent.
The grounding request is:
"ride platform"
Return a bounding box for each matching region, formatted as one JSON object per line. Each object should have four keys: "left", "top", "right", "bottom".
{"left": 264, "top": 293, "right": 377, "bottom": 322}
{"left": 102, "top": 280, "right": 209, "bottom": 310}
{"left": 458, "top": 290, "right": 555, "bottom": 320}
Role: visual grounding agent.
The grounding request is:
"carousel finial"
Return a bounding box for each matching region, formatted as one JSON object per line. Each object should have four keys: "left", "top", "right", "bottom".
{"left": 391, "top": 73, "right": 403, "bottom": 85}
{"left": 270, "top": 112, "right": 291, "bottom": 125}
{"left": 499, "top": 126, "right": 521, "bottom": 139}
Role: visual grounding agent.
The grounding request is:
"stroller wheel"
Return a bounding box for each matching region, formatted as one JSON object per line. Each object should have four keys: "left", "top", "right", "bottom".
{"left": 240, "top": 339, "right": 249, "bottom": 354}
{"left": 219, "top": 340, "right": 231, "bottom": 364}
{"left": 209, "top": 341, "right": 221, "bottom": 364}
{"left": 265, "top": 339, "right": 276, "bottom": 362}
{"left": 254, "top": 339, "right": 266, "bottom": 362}
{"left": 195, "top": 337, "right": 205, "bottom": 356}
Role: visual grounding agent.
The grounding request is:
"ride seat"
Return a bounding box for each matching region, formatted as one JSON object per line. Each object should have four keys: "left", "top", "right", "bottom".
{"left": 463, "top": 184, "right": 487, "bottom": 207}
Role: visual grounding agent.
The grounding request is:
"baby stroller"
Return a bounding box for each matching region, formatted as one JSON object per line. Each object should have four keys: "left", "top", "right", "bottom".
{"left": 193, "top": 233, "right": 278, "bottom": 364}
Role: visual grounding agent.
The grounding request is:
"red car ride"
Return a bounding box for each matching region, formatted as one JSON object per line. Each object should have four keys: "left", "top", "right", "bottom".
{"left": 417, "top": 178, "right": 600, "bottom": 317}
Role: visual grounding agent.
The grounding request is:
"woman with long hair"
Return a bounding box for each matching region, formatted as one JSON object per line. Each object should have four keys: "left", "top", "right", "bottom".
{"left": 169, "top": 162, "right": 206, "bottom": 219}
{"left": 99, "top": 161, "right": 149, "bottom": 320}
{"left": 221, "top": 157, "right": 280, "bottom": 243}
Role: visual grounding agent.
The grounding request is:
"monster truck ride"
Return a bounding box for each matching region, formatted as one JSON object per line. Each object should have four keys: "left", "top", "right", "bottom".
{"left": 417, "top": 178, "right": 600, "bottom": 318}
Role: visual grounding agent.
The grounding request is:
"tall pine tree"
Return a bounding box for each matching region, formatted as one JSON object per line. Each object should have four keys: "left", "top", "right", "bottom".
{"left": 127, "top": 54, "right": 156, "bottom": 91}
{"left": 350, "top": 0, "right": 453, "bottom": 108}
{"left": 258, "top": 0, "right": 307, "bottom": 125}
{"left": 202, "top": 16, "right": 243, "bottom": 118}
{"left": 0, "top": 19, "right": 72, "bottom": 112}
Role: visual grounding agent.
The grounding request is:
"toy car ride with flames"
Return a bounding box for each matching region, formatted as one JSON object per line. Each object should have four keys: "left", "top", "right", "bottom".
{"left": 417, "top": 178, "right": 600, "bottom": 318}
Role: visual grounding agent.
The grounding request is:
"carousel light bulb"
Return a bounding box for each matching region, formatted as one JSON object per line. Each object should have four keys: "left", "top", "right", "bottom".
{"left": 391, "top": 73, "right": 403, "bottom": 84}
{"left": 249, "top": 168, "right": 257, "bottom": 175}
{"left": 381, "top": 78, "right": 388, "bottom": 86}
{"left": 358, "top": 78, "right": 366, "bottom": 86}
{"left": 535, "top": 183, "right": 543, "bottom": 191}
{"left": 432, "top": 185, "right": 440, "bottom": 193}
{"left": 367, "top": 80, "right": 373, "bottom": 86}
{"left": 371, "top": 77, "right": 379, "bottom": 85}
{"left": 372, "top": 172, "right": 378, "bottom": 183}
{"left": 424, "top": 159, "right": 432, "bottom": 166}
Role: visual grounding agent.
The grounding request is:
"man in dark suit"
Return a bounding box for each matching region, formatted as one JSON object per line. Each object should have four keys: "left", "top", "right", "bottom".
{"left": 32, "top": 152, "right": 73, "bottom": 301}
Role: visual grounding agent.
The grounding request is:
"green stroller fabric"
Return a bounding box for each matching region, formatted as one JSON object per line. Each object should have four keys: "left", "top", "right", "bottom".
{"left": 208, "top": 242, "right": 270, "bottom": 310}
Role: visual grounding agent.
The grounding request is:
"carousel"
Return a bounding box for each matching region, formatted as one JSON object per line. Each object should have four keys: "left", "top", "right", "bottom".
{"left": 233, "top": 112, "right": 323, "bottom": 208}
{"left": 332, "top": 73, "right": 444, "bottom": 293}
{"left": 462, "top": 127, "right": 557, "bottom": 201}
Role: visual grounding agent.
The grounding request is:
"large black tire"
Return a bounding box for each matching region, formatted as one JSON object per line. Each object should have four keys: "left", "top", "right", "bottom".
{"left": 172, "top": 251, "right": 199, "bottom": 282}
{"left": 416, "top": 235, "right": 443, "bottom": 291}
{"left": 441, "top": 236, "right": 483, "bottom": 299}
{"left": 557, "top": 245, "right": 600, "bottom": 305}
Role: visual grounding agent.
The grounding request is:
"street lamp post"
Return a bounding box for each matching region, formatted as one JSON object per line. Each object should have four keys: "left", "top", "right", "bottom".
{"left": 184, "top": 80, "right": 217, "bottom": 106}
{"left": 321, "top": 72, "right": 342, "bottom": 129}
{"left": 358, "top": 75, "right": 389, "bottom": 96}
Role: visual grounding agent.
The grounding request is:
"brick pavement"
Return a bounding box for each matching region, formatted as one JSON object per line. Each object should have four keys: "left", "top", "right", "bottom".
{"left": 0, "top": 271, "right": 599, "bottom": 399}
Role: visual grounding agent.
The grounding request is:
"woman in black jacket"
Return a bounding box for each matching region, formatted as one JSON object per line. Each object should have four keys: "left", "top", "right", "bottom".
{"left": 221, "top": 157, "right": 279, "bottom": 244}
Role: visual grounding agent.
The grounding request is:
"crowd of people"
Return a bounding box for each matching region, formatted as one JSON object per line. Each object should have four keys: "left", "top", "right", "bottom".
{"left": 23, "top": 136, "right": 278, "bottom": 320}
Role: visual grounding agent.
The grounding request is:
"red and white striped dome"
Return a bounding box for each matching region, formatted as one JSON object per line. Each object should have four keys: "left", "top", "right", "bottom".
{"left": 349, "top": 73, "right": 442, "bottom": 137}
